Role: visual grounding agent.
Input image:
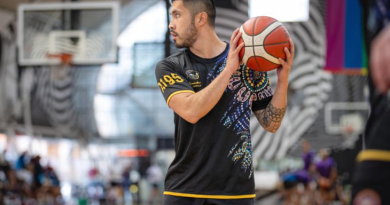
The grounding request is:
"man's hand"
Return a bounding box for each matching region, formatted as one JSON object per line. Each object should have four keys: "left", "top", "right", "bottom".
{"left": 277, "top": 38, "right": 295, "bottom": 84}
{"left": 225, "top": 28, "right": 245, "bottom": 74}
{"left": 371, "top": 24, "right": 390, "bottom": 94}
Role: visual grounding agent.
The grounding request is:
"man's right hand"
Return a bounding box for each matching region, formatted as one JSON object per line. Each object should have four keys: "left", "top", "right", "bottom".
{"left": 225, "top": 28, "right": 245, "bottom": 74}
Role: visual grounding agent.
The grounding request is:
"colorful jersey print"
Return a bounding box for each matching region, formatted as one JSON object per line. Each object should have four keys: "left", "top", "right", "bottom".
{"left": 207, "top": 56, "right": 272, "bottom": 178}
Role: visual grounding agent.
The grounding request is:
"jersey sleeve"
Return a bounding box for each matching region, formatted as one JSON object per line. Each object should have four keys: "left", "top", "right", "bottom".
{"left": 155, "top": 60, "right": 195, "bottom": 106}
{"left": 251, "top": 71, "right": 273, "bottom": 112}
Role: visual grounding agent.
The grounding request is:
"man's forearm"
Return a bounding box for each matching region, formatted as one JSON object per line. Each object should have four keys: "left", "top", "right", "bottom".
{"left": 181, "top": 66, "right": 236, "bottom": 123}
{"left": 254, "top": 38, "right": 293, "bottom": 132}
{"left": 254, "top": 81, "right": 288, "bottom": 133}
{"left": 168, "top": 28, "right": 245, "bottom": 123}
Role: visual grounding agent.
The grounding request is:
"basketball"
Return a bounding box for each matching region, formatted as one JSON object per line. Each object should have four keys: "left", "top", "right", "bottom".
{"left": 238, "top": 16, "right": 291, "bottom": 72}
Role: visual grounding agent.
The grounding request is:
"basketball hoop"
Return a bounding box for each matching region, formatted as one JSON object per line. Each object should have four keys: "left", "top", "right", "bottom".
{"left": 342, "top": 125, "right": 355, "bottom": 136}
{"left": 46, "top": 53, "right": 73, "bottom": 80}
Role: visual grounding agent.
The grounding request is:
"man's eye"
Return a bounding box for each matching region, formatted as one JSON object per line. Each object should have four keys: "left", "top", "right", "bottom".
{"left": 175, "top": 14, "right": 180, "bottom": 18}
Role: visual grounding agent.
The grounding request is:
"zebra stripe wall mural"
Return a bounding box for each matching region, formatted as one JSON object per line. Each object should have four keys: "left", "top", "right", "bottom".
{"left": 257, "top": 0, "right": 332, "bottom": 160}
{"left": 28, "top": 66, "right": 100, "bottom": 139}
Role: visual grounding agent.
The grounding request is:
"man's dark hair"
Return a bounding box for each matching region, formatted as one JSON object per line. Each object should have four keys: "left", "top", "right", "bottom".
{"left": 171, "top": 0, "right": 216, "bottom": 28}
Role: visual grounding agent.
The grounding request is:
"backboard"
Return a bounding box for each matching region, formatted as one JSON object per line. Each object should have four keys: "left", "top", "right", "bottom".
{"left": 324, "top": 102, "right": 370, "bottom": 136}
{"left": 17, "top": 1, "right": 119, "bottom": 66}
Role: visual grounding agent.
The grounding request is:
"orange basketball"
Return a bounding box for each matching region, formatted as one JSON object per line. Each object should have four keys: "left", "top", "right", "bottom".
{"left": 238, "top": 16, "right": 290, "bottom": 72}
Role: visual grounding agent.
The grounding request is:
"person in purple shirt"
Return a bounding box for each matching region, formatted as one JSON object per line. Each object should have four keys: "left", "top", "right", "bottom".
{"left": 316, "top": 150, "right": 335, "bottom": 178}
{"left": 295, "top": 140, "right": 316, "bottom": 204}
{"left": 294, "top": 140, "right": 315, "bottom": 185}
{"left": 315, "top": 149, "right": 337, "bottom": 205}
{"left": 302, "top": 140, "right": 315, "bottom": 172}
{"left": 281, "top": 140, "right": 316, "bottom": 205}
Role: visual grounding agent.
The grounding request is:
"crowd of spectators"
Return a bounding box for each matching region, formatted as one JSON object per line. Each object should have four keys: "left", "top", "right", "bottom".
{"left": 280, "top": 140, "right": 348, "bottom": 205}
{"left": 0, "top": 151, "right": 62, "bottom": 205}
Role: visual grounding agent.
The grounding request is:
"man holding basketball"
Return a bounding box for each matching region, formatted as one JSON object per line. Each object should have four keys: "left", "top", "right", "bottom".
{"left": 155, "top": 0, "right": 294, "bottom": 204}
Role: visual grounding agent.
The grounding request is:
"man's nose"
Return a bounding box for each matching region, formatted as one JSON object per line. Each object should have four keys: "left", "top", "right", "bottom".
{"left": 169, "top": 20, "right": 174, "bottom": 30}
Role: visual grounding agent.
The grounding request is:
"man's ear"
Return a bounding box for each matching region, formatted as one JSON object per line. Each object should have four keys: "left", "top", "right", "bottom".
{"left": 195, "top": 12, "right": 208, "bottom": 27}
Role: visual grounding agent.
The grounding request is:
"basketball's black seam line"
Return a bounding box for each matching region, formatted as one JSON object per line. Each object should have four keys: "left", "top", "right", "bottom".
{"left": 252, "top": 17, "right": 262, "bottom": 71}
{"left": 243, "top": 41, "right": 290, "bottom": 47}
{"left": 241, "top": 20, "right": 251, "bottom": 36}
{"left": 251, "top": 17, "right": 257, "bottom": 53}
{"left": 262, "top": 24, "right": 282, "bottom": 45}
{"left": 253, "top": 55, "right": 280, "bottom": 65}
{"left": 246, "top": 18, "right": 278, "bottom": 47}
{"left": 258, "top": 24, "right": 283, "bottom": 64}
{"left": 242, "top": 18, "right": 282, "bottom": 63}
{"left": 261, "top": 24, "right": 286, "bottom": 65}
{"left": 252, "top": 40, "right": 290, "bottom": 65}
{"left": 255, "top": 19, "right": 278, "bottom": 41}
{"left": 253, "top": 18, "right": 280, "bottom": 70}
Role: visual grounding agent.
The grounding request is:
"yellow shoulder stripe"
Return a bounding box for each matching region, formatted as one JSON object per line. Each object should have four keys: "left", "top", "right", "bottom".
{"left": 357, "top": 150, "right": 390, "bottom": 162}
{"left": 167, "top": 90, "right": 195, "bottom": 106}
{"left": 164, "top": 191, "right": 256, "bottom": 199}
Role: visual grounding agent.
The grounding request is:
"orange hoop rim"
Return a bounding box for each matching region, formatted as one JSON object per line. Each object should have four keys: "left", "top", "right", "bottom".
{"left": 46, "top": 53, "right": 73, "bottom": 65}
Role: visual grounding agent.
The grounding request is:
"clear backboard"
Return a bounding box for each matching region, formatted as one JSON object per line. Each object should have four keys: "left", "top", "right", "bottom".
{"left": 324, "top": 102, "right": 370, "bottom": 136}
{"left": 17, "top": 1, "right": 119, "bottom": 66}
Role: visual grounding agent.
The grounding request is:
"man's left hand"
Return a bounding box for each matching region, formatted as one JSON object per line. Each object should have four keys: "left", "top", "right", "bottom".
{"left": 277, "top": 38, "right": 295, "bottom": 84}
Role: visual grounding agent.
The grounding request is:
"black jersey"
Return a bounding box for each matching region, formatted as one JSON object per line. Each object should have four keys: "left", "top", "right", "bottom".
{"left": 360, "top": 0, "right": 390, "bottom": 150}
{"left": 155, "top": 43, "right": 273, "bottom": 199}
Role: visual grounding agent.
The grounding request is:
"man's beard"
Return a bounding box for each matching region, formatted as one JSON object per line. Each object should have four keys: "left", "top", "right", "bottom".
{"left": 173, "top": 21, "right": 198, "bottom": 48}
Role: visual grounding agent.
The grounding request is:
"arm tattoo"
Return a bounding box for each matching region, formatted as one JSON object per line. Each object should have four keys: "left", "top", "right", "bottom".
{"left": 255, "top": 103, "right": 286, "bottom": 132}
